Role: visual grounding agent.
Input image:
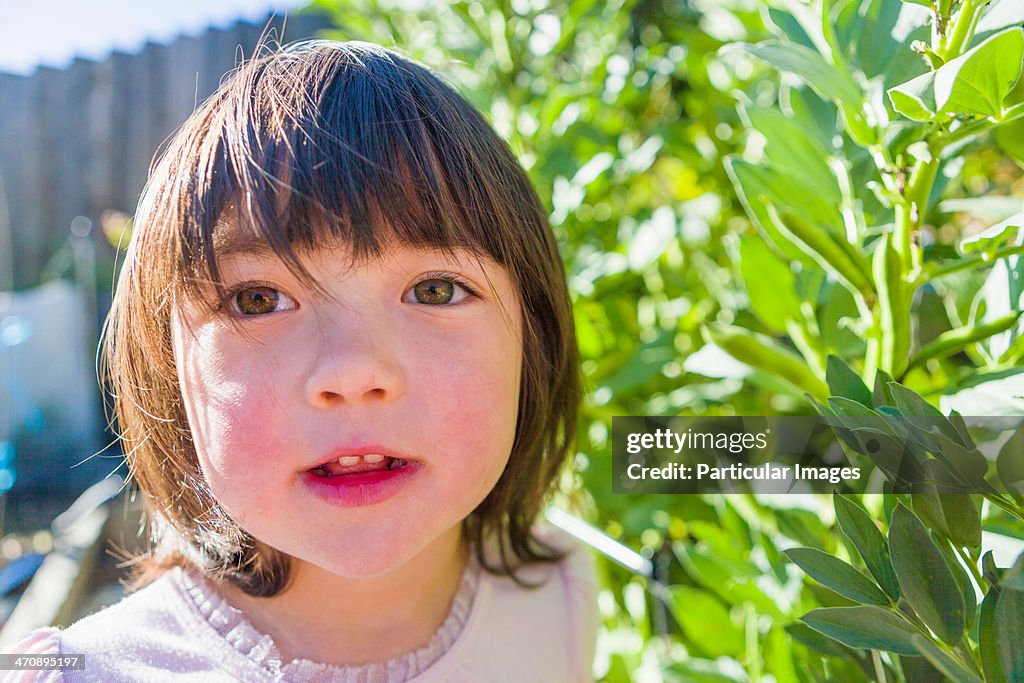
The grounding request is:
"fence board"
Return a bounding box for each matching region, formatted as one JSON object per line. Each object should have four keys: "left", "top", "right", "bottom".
{"left": 0, "top": 12, "right": 331, "bottom": 289}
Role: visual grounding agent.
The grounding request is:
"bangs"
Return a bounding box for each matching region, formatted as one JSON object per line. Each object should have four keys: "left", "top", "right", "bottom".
{"left": 161, "top": 41, "right": 535, "bottom": 299}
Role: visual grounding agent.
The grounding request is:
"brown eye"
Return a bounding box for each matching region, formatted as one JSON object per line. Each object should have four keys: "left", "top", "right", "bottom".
{"left": 412, "top": 279, "right": 456, "bottom": 305}
{"left": 232, "top": 286, "right": 296, "bottom": 316}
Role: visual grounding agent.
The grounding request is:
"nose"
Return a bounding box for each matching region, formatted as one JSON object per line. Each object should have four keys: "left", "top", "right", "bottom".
{"left": 303, "top": 311, "right": 406, "bottom": 408}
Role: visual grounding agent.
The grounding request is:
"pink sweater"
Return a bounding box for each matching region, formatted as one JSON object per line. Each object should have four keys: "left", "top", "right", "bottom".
{"left": 3, "top": 527, "right": 598, "bottom": 682}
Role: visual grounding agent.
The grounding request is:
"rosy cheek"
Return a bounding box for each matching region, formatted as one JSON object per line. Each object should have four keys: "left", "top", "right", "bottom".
{"left": 177, "top": 333, "right": 284, "bottom": 482}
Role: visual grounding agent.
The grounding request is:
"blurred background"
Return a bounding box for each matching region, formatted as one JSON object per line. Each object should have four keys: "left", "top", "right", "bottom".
{"left": 0, "top": 0, "right": 328, "bottom": 645}
{"left": 1, "top": 0, "right": 1023, "bottom": 680}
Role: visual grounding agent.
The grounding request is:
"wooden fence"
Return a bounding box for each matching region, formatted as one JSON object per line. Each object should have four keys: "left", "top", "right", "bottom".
{"left": 0, "top": 12, "right": 331, "bottom": 290}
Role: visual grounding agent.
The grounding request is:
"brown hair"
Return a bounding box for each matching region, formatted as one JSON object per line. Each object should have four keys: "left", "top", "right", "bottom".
{"left": 101, "top": 40, "right": 580, "bottom": 596}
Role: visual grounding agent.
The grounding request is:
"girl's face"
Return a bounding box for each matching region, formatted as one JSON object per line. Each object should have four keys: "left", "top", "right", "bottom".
{"left": 171, "top": 231, "right": 522, "bottom": 578}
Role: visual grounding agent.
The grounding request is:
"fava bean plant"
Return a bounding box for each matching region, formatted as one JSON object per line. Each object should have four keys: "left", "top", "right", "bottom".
{"left": 709, "top": 0, "right": 1024, "bottom": 680}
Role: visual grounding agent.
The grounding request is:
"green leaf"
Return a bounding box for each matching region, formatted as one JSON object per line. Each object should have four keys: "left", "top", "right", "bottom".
{"left": 889, "top": 70, "right": 940, "bottom": 121}
{"left": 917, "top": 489, "right": 978, "bottom": 548}
{"left": 784, "top": 622, "right": 853, "bottom": 658}
{"left": 872, "top": 369, "right": 896, "bottom": 408}
{"left": 827, "top": 397, "right": 901, "bottom": 440}
{"left": 1005, "top": 552, "right": 1024, "bottom": 591}
{"left": 826, "top": 356, "right": 872, "bottom": 408}
{"left": 974, "top": 0, "right": 1024, "bottom": 45}
{"left": 738, "top": 235, "right": 802, "bottom": 333}
{"left": 740, "top": 104, "right": 839, "bottom": 203}
{"left": 888, "top": 381, "right": 943, "bottom": 419}
{"left": 909, "top": 635, "right": 984, "bottom": 683}
{"left": 886, "top": 387, "right": 990, "bottom": 484}
{"left": 912, "top": 489, "right": 951, "bottom": 537}
{"left": 701, "top": 323, "right": 829, "bottom": 399}
{"left": 834, "top": 496, "right": 901, "bottom": 601}
{"left": 726, "top": 41, "right": 862, "bottom": 111}
{"left": 903, "top": 427, "right": 993, "bottom": 491}
{"left": 997, "top": 424, "right": 1024, "bottom": 496}
{"left": 980, "top": 587, "right": 1008, "bottom": 683}
{"left": 725, "top": 41, "right": 874, "bottom": 145}
{"left": 668, "top": 587, "right": 745, "bottom": 657}
{"left": 724, "top": 156, "right": 827, "bottom": 270}
{"left": 800, "top": 606, "right": 922, "bottom": 655}
{"left": 947, "top": 410, "right": 976, "bottom": 449}
{"left": 959, "top": 211, "right": 1023, "bottom": 255}
{"left": 940, "top": 495, "right": 982, "bottom": 550}
{"left": 889, "top": 28, "right": 1024, "bottom": 120}
{"left": 765, "top": 0, "right": 836, "bottom": 61}
{"left": 888, "top": 504, "right": 966, "bottom": 644}
{"left": 995, "top": 585, "right": 1024, "bottom": 680}
{"left": 982, "top": 550, "right": 1003, "bottom": 586}
{"left": 995, "top": 118, "right": 1024, "bottom": 166}
{"left": 974, "top": 254, "right": 1024, "bottom": 363}
{"left": 785, "top": 547, "right": 891, "bottom": 606}
{"left": 934, "top": 28, "right": 1024, "bottom": 117}
{"left": 851, "top": 0, "right": 931, "bottom": 87}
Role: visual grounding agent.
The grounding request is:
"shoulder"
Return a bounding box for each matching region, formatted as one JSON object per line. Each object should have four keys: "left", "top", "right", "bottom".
{"left": 535, "top": 521, "right": 599, "bottom": 596}
{"left": 57, "top": 569, "right": 187, "bottom": 656}
{"left": 3, "top": 569, "right": 242, "bottom": 682}
{"left": 469, "top": 521, "right": 599, "bottom": 682}
{"left": 535, "top": 522, "right": 600, "bottom": 679}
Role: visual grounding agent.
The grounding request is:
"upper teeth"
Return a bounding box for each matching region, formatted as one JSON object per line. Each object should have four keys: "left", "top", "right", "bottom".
{"left": 338, "top": 454, "right": 386, "bottom": 466}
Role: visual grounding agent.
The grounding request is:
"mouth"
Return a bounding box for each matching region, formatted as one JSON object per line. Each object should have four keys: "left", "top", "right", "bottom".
{"left": 310, "top": 453, "right": 411, "bottom": 477}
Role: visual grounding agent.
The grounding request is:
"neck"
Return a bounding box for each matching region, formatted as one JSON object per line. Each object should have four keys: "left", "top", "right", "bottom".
{"left": 217, "top": 525, "right": 470, "bottom": 667}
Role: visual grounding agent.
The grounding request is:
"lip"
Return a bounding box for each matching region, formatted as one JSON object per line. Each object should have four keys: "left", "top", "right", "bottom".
{"left": 307, "top": 445, "right": 413, "bottom": 472}
{"left": 301, "top": 461, "right": 421, "bottom": 508}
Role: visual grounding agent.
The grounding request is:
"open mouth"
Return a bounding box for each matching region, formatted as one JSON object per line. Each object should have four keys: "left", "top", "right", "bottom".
{"left": 312, "top": 454, "right": 410, "bottom": 477}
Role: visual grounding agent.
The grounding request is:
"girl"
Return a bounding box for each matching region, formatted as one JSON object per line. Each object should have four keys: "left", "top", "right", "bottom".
{"left": 7, "top": 40, "right": 598, "bottom": 682}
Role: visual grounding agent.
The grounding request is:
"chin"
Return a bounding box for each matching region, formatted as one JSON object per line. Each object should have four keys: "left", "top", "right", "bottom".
{"left": 290, "top": 524, "right": 455, "bottom": 581}
{"left": 315, "top": 547, "right": 410, "bottom": 579}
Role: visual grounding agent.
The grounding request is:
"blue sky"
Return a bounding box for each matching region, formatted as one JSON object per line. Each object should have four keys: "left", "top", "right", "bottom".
{"left": 0, "top": 0, "right": 306, "bottom": 75}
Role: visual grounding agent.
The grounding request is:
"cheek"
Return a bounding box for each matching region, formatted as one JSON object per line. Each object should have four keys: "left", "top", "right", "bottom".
{"left": 173, "top": 324, "right": 287, "bottom": 486}
{"left": 419, "top": 321, "right": 521, "bottom": 480}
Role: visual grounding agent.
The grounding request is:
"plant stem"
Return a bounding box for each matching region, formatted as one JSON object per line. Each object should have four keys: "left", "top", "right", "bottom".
{"left": 896, "top": 160, "right": 938, "bottom": 275}
{"left": 984, "top": 493, "right": 1024, "bottom": 523}
{"left": 940, "top": 101, "right": 1024, "bottom": 150}
{"left": 938, "top": 0, "right": 984, "bottom": 61}
{"left": 954, "top": 543, "right": 988, "bottom": 593}
{"left": 956, "top": 636, "right": 984, "bottom": 676}
{"left": 871, "top": 650, "right": 888, "bottom": 683}
{"left": 928, "top": 244, "right": 1024, "bottom": 279}
{"left": 745, "top": 602, "right": 761, "bottom": 683}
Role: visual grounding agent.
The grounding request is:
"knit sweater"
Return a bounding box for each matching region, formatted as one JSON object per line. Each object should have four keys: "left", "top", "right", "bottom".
{"left": 2, "top": 528, "right": 598, "bottom": 682}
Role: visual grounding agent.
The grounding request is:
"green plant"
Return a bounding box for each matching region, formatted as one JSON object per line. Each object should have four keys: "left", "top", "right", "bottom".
{"left": 781, "top": 356, "right": 1024, "bottom": 682}
{"left": 718, "top": 0, "right": 1024, "bottom": 408}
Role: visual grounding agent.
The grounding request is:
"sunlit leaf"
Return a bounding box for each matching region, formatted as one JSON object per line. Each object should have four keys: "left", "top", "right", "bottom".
{"left": 669, "top": 587, "right": 745, "bottom": 657}
{"left": 834, "top": 496, "right": 901, "bottom": 602}
{"left": 826, "top": 356, "right": 872, "bottom": 408}
{"left": 800, "top": 606, "right": 921, "bottom": 654}
{"left": 785, "top": 547, "right": 891, "bottom": 605}
{"left": 738, "top": 235, "right": 801, "bottom": 333}
{"left": 889, "top": 504, "right": 966, "bottom": 644}
{"left": 889, "top": 28, "right": 1024, "bottom": 119}
{"left": 909, "top": 635, "right": 984, "bottom": 683}
{"left": 995, "top": 584, "right": 1024, "bottom": 680}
